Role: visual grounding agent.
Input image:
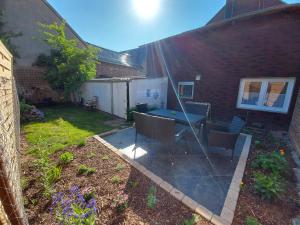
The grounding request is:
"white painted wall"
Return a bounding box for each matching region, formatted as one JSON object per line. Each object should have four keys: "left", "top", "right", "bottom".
{"left": 80, "top": 81, "right": 113, "bottom": 115}
{"left": 129, "top": 77, "right": 168, "bottom": 109}
{"left": 79, "top": 77, "right": 168, "bottom": 119}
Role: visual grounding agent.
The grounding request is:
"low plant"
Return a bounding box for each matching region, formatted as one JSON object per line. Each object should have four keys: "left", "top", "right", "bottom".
{"left": 42, "top": 165, "right": 62, "bottom": 197}
{"left": 147, "top": 186, "right": 157, "bottom": 209}
{"left": 77, "top": 165, "right": 96, "bottom": 176}
{"left": 245, "top": 216, "right": 262, "bottom": 225}
{"left": 77, "top": 140, "right": 86, "bottom": 148}
{"left": 111, "top": 176, "right": 122, "bottom": 184}
{"left": 87, "top": 152, "right": 96, "bottom": 159}
{"left": 253, "top": 172, "right": 284, "bottom": 200}
{"left": 21, "top": 177, "right": 29, "bottom": 191}
{"left": 126, "top": 107, "right": 137, "bottom": 122}
{"left": 129, "top": 180, "right": 139, "bottom": 188}
{"left": 111, "top": 192, "right": 129, "bottom": 213}
{"left": 101, "top": 155, "right": 109, "bottom": 161}
{"left": 59, "top": 152, "right": 74, "bottom": 165}
{"left": 254, "top": 140, "right": 265, "bottom": 149}
{"left": 51, "top": 186, "right": 97, "bottom": 225}
{"left": 181, "top": 214, "right": 200, "bottom": 225}
{"left": 252, "top": 151, "right": 288, "bottom": 175}
{"left": 115, "top": 163, "right": 125, "bottom": 171}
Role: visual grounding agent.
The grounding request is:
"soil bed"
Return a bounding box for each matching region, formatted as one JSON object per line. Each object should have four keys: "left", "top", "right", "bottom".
{"left": 21, "top": 137, "right": 212, "bottom": 225}
{"left": 233, "top": 130, "right": 300, "bottom": 225}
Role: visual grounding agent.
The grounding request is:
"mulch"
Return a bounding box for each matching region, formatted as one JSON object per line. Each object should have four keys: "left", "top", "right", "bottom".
{"left": 232, "top": 132, "right": 300, "bottom": 225}
{"left": 21, "top": 137, "right": 212, "bottom": 225}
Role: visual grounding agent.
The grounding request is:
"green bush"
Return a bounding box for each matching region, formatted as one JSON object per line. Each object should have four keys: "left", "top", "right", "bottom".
{"left": 59, "top": 151, "right": 74, "bottom": 165}
{"left": 111, "top": 175, "right": 122, "bottom": 184}
{"left": 245, "top": 216, "right": 262, "bottom": 225}
{"left": 20, "top": 99, "right": 34, "bottom": 114}
{"left": 46, "top": 166, "right": 62, "bottom": 184}
{"left": 147, "top": 186, "right": 157, "bottom": 209}
{"left": 77, "top": 140, "right": 86, "bottom": 148}
{"left": 77, "top": 165, "right": 96, "bottom": 176}
{"left": 181, "top": 214, "right": 200, "bottom": 225}
{"left": 101, "top": 155, "right": 110, "bottom": 161}
{"left": 253, "top": 172, "right": 284, "bottom": 200}
{"left": 127, "top": 107, "right": 137, "bottom": 122}
{"left": 115, "top": 163, "right": 125, "bottom": 171}
{"left": 252, "top": 152, "right": 288, "bottom": 175}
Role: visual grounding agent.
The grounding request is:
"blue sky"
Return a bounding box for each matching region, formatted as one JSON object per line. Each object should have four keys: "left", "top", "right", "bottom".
{"left": 48, "top": 0, "right": 300, "bottom": 52}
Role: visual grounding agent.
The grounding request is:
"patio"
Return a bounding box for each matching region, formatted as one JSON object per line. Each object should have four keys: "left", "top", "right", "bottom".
{"left": 102, "top": 127, "right": 247, "bottom": 215}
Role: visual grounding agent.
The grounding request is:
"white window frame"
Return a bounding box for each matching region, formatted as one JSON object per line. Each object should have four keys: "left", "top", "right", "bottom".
{"left": 237, "top": 77, "right": 296, "bottom": 114}
{"left": 178, "top": 81, "right": 194, "bottom": 99}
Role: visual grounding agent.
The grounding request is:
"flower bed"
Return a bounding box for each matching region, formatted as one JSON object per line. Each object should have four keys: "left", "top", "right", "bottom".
{"left": 233, "top": 131, "right": 299, "bottom": 225}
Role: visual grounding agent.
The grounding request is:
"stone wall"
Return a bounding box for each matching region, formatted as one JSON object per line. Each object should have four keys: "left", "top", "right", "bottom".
{"left": 0, "top": 41, "right": 28, "bottom": 225}
{"left": 290, "top": 89, "right": 300, "bottom": 155}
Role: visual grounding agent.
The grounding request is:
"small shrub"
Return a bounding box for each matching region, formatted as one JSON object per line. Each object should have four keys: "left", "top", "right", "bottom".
{"left": 46, "top": 166, "right": 62, "bottom": 184}
{"left": 51, "top": 186, "right": 97, "bottom": 225}
{"left": 78, "top": 165, "right": 96, "bottom": 176}
{"left": 147, "top": 186, "right": 157, "bottom": 209}
{"left": 129, "top": 180, "right": 139, "bottom": 188}
{"left": 181, "top": 214, "right": 200, "bottom": 225}
{"left": 245, "top": 216, "right": 262, "bottom": 225}
{"left": 77, "top": 140, "right": 86, "bottom": 148}
{"left": 253, "top": 172, "right": 284, "bottom": 200}
{"left": 115, "top": 163, "right": 125, "bottom": 171}
{"left": 126, "top": 107, "right": 136, "bottom": 122}
{"left": 87, "top": 152, "right": 96, "bottom": 159}
{"left": 254, "top": 140, "right": 265, "bottom": 149}
{"left": 111, "top": 192, "right": 128, "bottom": 213}
{"left": 101, "top": 155, "right": 109, "bottom": 161}
{"left": 252, "top": 151, "right": 288, "bottom": 175}
{"left": 111, "top": 176, "right": 122, "bottom": 184}
{"left": 21, "top": 177, "right": 29, "bottom": 191}
{"left": 59, "top": 151, "right": 74, "bottom": 165}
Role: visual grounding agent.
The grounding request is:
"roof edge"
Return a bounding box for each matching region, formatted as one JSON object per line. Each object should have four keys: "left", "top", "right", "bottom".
{"left": 138, "top": 3, "right": 300, "bottom": 47}
{"left": 41, "top": 0, "right": 87, "bottom": 47}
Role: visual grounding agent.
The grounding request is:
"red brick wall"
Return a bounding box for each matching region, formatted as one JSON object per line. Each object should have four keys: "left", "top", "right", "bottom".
{"left": 146, "top": 7, "right": 300, "bottom": 129}
{"left": 96, "top": 62, "right": 143, "bottom": 78}
{"left": 14, "top": 66, "right": 61, "bottom": 104}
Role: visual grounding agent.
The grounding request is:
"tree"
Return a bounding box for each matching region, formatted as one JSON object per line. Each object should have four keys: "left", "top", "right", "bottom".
{"left": 0, "top": 11, "right": 21, "bottom": 58}
{"left": 38, "top": 21, "right": 99, "bottom": 99}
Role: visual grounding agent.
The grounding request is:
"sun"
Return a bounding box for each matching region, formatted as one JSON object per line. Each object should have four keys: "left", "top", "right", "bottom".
{"left": 132, "top": 0, "right": 161, "bottom": 20}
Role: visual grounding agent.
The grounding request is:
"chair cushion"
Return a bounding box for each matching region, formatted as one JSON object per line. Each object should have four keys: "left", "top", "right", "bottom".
{"left": 228, "top": 116, "right": 245, "bottom": 134}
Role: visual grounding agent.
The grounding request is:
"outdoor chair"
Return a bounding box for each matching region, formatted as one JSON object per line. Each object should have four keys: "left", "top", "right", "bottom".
{"left": 133, "top": 112, "right": 187, "bottom": 164}
{"left": 84, "top": 96, "right": 98, "bottom": 110}
{"left": 206, "top": 116, "right": 246, "bottom": 161}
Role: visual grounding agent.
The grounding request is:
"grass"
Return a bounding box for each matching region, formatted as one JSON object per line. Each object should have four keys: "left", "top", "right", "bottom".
{"left": 23, "top": 105, "right": 112, "bottom": 154}
{"left": 22, "top": 105, "right": 113, "bottom": 197}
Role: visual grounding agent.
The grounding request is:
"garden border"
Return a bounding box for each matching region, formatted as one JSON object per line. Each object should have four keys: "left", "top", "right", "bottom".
{"left": 93, "top": 132, "right": 252, "bottom": 225}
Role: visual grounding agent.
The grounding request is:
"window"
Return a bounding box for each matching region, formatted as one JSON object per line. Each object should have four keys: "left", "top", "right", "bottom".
{"left": 178, "top": 82, "right": 194, "bottom": 99}
{"left": 237, "top": 78, "right": 295, "bottom": 113}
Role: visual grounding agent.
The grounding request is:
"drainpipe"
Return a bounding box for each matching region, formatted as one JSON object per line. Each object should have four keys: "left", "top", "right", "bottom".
{"left": 225, "top": 0, "right": 236, "bottom": 18}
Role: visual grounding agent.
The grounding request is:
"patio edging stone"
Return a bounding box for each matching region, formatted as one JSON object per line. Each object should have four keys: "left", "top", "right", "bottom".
{"left": 93, "top": 132, "right": 252, "bottom": 225}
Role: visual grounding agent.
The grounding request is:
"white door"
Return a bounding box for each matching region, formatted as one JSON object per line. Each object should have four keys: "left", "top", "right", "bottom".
{"left": 112, "top": 82, "right": 127, "bottom": 119}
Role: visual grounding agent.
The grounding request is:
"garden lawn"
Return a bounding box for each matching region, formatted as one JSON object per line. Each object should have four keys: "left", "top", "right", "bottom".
{"left": 23, "top": 105, "right": 113, "bottom": 154}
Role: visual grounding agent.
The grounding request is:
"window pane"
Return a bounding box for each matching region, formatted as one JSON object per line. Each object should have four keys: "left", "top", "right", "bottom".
{"left": 179, "top": 85, "right": 193, "bottom": 98}
{"left": 264, "top": 82, "right": 288, "bottom": 108}
{"left": 242, "top": 81, "right": 262, "bottom": 105}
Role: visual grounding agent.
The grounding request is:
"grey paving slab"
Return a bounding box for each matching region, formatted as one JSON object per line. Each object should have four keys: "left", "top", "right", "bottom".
{"left": 103, "top": 127, "right": 246, "bottom": 215}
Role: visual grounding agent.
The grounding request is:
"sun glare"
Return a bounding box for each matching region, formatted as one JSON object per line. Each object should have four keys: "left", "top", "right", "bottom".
{"left": 132, "top": 0, "right": 161, "bottom": 20}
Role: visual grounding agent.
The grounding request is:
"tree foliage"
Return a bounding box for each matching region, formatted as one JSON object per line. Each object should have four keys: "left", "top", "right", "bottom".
{"left": 0, "top": 11, "right": 21, "bottom": 57}
{"left": 38, "top": 21, "right": 99, "bottom": 98}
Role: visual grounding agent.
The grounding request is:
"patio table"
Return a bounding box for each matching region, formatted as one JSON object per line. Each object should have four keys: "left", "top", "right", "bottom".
{"left": 148, "top": 109, "right": 206, "bottom": 126}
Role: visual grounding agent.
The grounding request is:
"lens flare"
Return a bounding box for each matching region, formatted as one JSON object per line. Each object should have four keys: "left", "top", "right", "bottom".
{"left": 132, "top": 0, "right": 161, "bottom": 20}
